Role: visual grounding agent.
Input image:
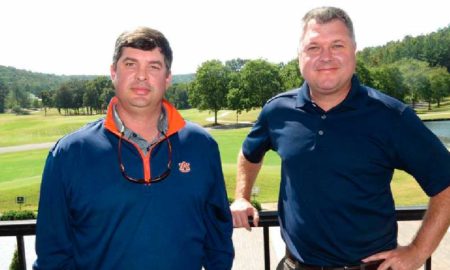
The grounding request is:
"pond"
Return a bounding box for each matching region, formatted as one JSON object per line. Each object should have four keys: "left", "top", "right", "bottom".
{"left": 424, "top": 120, "right": 450, "bottom": 148}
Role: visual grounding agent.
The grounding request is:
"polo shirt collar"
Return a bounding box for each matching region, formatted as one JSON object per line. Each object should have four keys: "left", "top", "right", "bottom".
{"left": 104, "top": 96, "right": 186, "bottom": 138}
{"left": 112, "top": 104, "right": 168, "bottom": 138}
{"left": 296, "top": 75, "right": 367, "bottom": 110}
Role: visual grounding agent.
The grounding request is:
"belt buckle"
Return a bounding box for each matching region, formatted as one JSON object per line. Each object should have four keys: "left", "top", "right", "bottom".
{"left": 284, "top": 257, "right": 297, "bottom": 269}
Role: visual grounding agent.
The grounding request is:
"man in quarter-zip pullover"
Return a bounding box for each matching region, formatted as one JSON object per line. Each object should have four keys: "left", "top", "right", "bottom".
{"left": 34, "top": 27, "right": 234, "bottom": 270}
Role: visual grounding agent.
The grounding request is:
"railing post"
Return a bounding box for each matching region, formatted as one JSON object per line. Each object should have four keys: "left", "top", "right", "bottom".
{"left": 263, "top": 226, "right": 270, "bottom": 270}
{"left": 425, "top": 257, "right": 431, "bottom": 270}
{"left": 17, "top": 235, "right": 27, "bottom": 270}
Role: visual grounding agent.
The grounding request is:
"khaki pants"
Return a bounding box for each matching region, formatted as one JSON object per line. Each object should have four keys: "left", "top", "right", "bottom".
{"left": 276, "top": 257, "right": 297, "bottom": 270}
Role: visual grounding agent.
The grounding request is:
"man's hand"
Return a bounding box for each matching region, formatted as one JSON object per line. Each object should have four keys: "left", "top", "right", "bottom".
{"left": 366, "top": 186, "right": 450, "bottom": 269}
{"left": 363, "top": 244, "right": 425, "bottom": 270}
{"left": 230, "top": 198, "right": 259, "bottom": 230}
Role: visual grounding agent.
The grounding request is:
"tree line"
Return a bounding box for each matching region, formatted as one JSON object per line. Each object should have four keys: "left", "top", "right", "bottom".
{"left": 0, "top": 25, "right": 449, "bottom": 118}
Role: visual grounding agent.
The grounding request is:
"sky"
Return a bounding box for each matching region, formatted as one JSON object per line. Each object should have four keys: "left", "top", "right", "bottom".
{"left": 0, "top": 0, "right": 448, "bottom": 76}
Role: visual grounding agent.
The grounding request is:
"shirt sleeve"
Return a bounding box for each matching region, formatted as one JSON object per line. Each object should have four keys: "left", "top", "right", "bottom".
{"left": 33, "top": 145, "right": 75, "bottom": 270}
{"left": 202, "top": 138, "right": 234, "bottom": 270}
{"left": 392, "top": 107, "right": 450, "bottom": 196}
{"left": 242, "top": 105, "right": 272, "bottom": 163}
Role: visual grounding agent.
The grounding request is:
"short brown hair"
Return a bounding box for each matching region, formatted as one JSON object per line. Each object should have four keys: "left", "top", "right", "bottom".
{"left": 112, "top": 27, "right": 173, "bottom": 72}
{"left": 300, "top": 6, "right": 355, "bottom": 44}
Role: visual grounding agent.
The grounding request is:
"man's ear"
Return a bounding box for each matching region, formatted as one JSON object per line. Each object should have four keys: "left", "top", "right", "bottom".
{"left": 110, "top": 64, "right": 117, "bottom": 81}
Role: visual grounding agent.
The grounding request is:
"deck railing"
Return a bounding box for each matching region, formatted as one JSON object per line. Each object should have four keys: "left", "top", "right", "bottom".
{"left": 0, "top": 219, "right": 36, "bottom": 270}
{"left": 252, "top": 205, "right": 431, "bottom": 270}
{"left": 0, "top": 206, "right": 431, "bottom": 270}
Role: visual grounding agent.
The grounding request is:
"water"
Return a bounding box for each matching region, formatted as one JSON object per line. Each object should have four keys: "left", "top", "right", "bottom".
{"left": 424, "top": 120, "right": 450, "bottom": 148}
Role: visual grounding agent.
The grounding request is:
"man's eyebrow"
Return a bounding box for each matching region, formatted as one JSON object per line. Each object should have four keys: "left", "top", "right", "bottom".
{"left": 121, "top": 57, "right": 163, "bottom": 66}
{"left": 121, "top": 56, "right": 138, "bottom": 62}
{"left": 148, "top": 60, "right": 163, "bottom": 66}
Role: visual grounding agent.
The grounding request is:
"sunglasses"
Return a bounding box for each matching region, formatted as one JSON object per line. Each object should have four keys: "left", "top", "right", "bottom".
{"left": 118, "top": 132, "right": 172, "bottom": 184}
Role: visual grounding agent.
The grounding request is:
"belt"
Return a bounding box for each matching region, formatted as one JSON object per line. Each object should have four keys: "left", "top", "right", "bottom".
{"left": 285, "top": 251, "right": 383, "bottom": 270}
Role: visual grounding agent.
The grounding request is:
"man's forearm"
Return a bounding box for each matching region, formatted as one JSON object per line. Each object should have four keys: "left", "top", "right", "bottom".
{"left": 411, "top": 185, "right": 450, "bottom": 260}
{"left": 234, "top": 150, "right": 262, "bottom": 200}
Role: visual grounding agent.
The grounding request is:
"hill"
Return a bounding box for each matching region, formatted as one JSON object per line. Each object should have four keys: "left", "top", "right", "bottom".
{"left": 172, "top": 73, "right": 195, "bottom": 84}
{"left": 0, "top": 65, "right": 193, "bottom": 95}
{"left": 0, "top": 65, "right": 96, "bottom": 96}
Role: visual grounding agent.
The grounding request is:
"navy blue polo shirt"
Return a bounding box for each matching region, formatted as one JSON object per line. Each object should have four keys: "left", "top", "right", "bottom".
{"left": 242, "top": 75, "right": 450, "bottom": 266}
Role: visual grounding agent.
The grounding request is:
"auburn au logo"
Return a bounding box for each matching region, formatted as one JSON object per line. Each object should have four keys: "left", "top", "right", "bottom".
{"left": 178, "top": 161, "right": 191, "bottom": 173}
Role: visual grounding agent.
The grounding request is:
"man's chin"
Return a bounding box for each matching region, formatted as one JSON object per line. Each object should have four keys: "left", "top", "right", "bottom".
{"left": 128, "top": 98, "right": 153, "bottom": 108}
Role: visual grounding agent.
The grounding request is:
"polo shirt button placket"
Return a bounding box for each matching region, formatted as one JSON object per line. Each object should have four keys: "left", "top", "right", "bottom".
{"left": 318, "top": 113, "right": 327, "bottom": 136}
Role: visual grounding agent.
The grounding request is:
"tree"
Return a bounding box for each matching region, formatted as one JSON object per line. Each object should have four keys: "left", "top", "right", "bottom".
{"left": 70, "top": 80, "right": 86, "bottom": 115}
{"left": 100, "top": 87, "right": 115, "bottom": 112}
{"left": 166, "top": 83, "right": 190, "bottom": 109}
{"left": 53, "top": 79, "right": 90, "bottom": 115}
{"left": 40, "top": 90, "right": 53, "bottom": 116}
{"left": 0, "top": 79, "right": 8, "bottom": 113}
{"left": 428, "top": 67, "right": 450, "bottom": 107}
{"left": 54, "top": 84, "right": 73, "bottom": 115}
{"left": 189, "top": 60, "right": 230, "bottom": 125}
{"left": 239, "top": 59, "right": 282, "bottom": 108}
{"left": 370, "top": 66, "right": 406, "bottom": 101}
{"left": 279, "top": 59, "right": 303, "bottom": 90}
{"left": 355, "top": 59, "right": 374, "bottom": 87}
{"left": 225, "top": 58, "right": 249, "bottom": 72}
{"left": 84, "top": 76, "right": 112, "bottom": 114}
{"left": 394, "top": 59, "right": 432, "bottom": 108}
{"left": 6, "top": 84, "right": 30, "bottom": 109}
{"left": 356, "top": 25, "right": 450, "bottom": 72}
{"left": 83, "top": 84, "right": 101, "bottom": 115}
{"left": 227, "top": 88, "right": 246, "bottom": 123}
{"left": 416, "top": 75, "right": 432, "bottom": 110}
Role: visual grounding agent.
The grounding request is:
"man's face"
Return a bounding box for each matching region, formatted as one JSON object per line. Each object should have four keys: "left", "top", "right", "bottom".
{"left": 298, "top": 19, "right": 356, "bottom": 98}
{"left": 110, "top": 47, "right": 171, "bottom": 113}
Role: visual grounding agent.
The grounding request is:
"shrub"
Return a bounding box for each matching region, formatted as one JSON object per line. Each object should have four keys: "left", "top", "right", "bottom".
{"left": 0, "top": 210, "right": 36, "bottom": 221}
{"left": 11, "top": 106, "right": 30, "bottom": 115}
{"left": 9, "top": 250, "right": 19, "bottom": 270}
{"left": 250, "top": 199, "right": 262, "bottom": 211}
{"left": 228, "top": 198, "right": 262, "bottom": 211}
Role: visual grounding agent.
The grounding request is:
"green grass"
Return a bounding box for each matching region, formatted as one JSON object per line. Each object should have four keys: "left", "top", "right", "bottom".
{"left": 0, "top": 109, "right": 101, "bottom": 147}
{"left": 210, "top": 128, "right": 281, "bottom": 202}
{"left": 0, "top": 100, "right": 448, "bottom": 213}
{"left": 416, "top": 97, "right": 450, "bottom": 120}
{"left": 0, "top": 128, "right": 431, "bottom": 213}
{"left": 0, "top": 149, "right": 48, "bottom": 211}
{"left": 391, "top": 170, "right": 429, "bottom": 206}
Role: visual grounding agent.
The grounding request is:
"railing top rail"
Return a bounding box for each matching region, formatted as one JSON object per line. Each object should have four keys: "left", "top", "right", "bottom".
{"left": 251, "top": 205, "right": 427, "bottom": 227}
{"left": 0, "top": 219, "right": 36, "bottom": 236}
{"left": 0, "top": 206, "right": 427, "bottom": 235}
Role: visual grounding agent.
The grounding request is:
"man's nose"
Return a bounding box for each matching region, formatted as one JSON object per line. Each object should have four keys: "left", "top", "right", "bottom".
{"left": 136, "top": 67, "right": 147, "bottom": 81}
{"left": 320, "top": 47, "right": 333, "bottom": 61}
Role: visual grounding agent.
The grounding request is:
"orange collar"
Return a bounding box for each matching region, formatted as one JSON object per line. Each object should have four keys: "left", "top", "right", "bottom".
{"left": 104, "top": 96, "right": 185, "bottom": 137}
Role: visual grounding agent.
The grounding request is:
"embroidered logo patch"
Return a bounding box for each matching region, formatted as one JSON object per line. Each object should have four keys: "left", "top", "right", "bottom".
{"left": 178, "top": 161, "right": 191, "bottom": 173}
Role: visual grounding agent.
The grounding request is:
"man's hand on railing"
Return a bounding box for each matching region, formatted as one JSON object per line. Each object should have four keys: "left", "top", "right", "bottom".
{"left": 230, "top": 198, "right": 260, "bottom": 230}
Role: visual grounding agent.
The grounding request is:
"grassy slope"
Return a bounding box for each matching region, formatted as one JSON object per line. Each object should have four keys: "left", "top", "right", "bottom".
{"left": 0, "top": 149, "right": 47, "bottom": 211}
{"left": 0, "top": 109, "right": 101, "bottom": 147}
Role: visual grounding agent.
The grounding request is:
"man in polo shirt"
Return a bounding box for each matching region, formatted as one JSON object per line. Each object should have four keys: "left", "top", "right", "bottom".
{"left": 230, "top": 6, "right": 450, "bottom": 270}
